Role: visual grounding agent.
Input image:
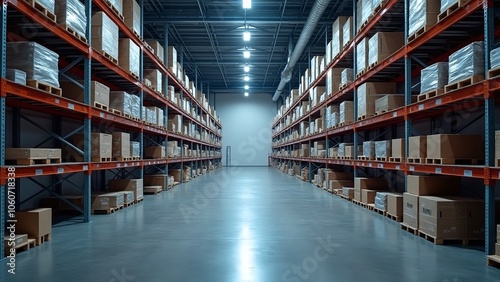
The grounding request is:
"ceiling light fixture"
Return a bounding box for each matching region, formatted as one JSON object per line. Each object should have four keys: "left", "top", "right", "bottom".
{"left": 243, "top": 50, "right": 251, "bottom": 58}
{"left": 243, "top": 31, "right": 251, "bottom": 42}
{"left": 244, "top": 65, "right": 250, "bottom": 72}
{"left": 243, "top": 0, "right": 251, "bottom": 9}
{"left": 244, "top": 76, "right": 250, "bottom": 82}
{"left": 244, "top": 92, "right": 249, "bottom": 97}
{"left": 244, "top": 85, "right": 249, "bottom": 90}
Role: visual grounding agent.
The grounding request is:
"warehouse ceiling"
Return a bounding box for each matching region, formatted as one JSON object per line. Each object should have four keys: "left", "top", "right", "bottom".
{"left": 143, "top": 0, "right": 353, "bottom": 96}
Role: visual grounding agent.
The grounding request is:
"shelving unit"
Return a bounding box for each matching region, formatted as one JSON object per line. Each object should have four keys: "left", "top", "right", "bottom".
{"left": 0, "top": 0, "right": 222, "bottom": 259}
{"left": 271, "top": 0, "right": 498, "bottom": 258}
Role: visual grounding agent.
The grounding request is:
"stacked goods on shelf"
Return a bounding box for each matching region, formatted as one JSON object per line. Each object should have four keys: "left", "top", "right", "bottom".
{"left": 168, "top": 46, "right": 178, "bottom": 75}
{"left": 328, "top": 147, "right": 338, "bottom": 159}
{"left": 144, "top": 145, "right": 165, "bottom": 159}
{"left": 91, "top": 11, "right": 119, "bottom": 62}
{"left": 68, "top": 133, "right": 112, "bottom": 162}
{"left": 408, "top": 136, "right": 427, "bottom": 163}
{"left": 5, "top": 69, "right": 27, "bottom": 85}
{"left": 489, "top": 47, "right": 500, "bottom": 77}
{"left": 144, "top": 69, "right": 163, "bottom": 93}
{"left": 426, "top": 134, "right": 484, "bottom": 164}
{"left": 445, "top": 42, "right": 484, "bottom": 92}
{"left": 123, "top": 0, "right": 141, "bottom": 37}
{"left": 386, "top": 193, "right": 403, "bottom": 221}
{"left": 390, "top": 138, "right": 405, "bottom": 162}
{"left": 338, "top": 143, "right": 354, "bottom": 159}
{"left": 356, "top": 0, "right": 372, "bottom": 31}
{"left": 418, "top": 62, "right": 449, "bottom": 101}
{"left": 374, "top": 94, "right": 405, "bottom": 114}
{"left": 340, "top": 68, "right": 354, "bottom": 88}
{"left": 60, "top": 81, "right": 110, "bottom": 108}
{"left": 92, "top": 192, "right": 124, "bottom": 213}
{"left": 299, "top": 144, "right": 309, "bottom": 157}
{"left": 301, "top": 167, "right": 309, "bottom": 181}
{"left": 55, "top": 0, "right": 87, "bottom": 40}
{"left": 309, "top": 56, "right": 325, "bottom": 84}
{"left": 325, "top": 104, "right": 339, "bottom": 129}
{"left": 326, "top": 69, "right": 342, "bottom": 96}
{"left": 368, "top": 32, "right": 404, "bottom": 67}
{"left": 118, "top": 38, "right": 140, "bottom": 79}
{"left": 325, "top": 170, "right": 354, "bottom": 193}
{"left": 6, "top": 42, "right": 60, "bottom": 89}
{"left": 15, "top": 208, "right": 52, "bottom": 245}
{"left": 408, "top": 0, "right": 440, "bottom": 41}
{"left": 360, "top": 141, "right": 375, "bottom": 160}
{"left": 108, "top": 178, "right": 144, "bottom": 202}
{"left": 112, "top": 132, "right": 130, "bottom": 161}
{"left": 339, "top": 101, "right": 354, "bottom": 125}
{"left": 144, "top": 174, "right": 172, "bottom": 191}
{"left": 146, "top": 40, "right": 164, "bottom": 63}
{"left": 375, "top": 140, "right": 391, "bottom": 161}
{"left": 109, "top": 91, "right": 133, "bottom": 116}
{"left": 356, "top": 38, "right": 369, "bottom": 76}
{"left": 342, "top": 187, "right": 355, "bottom": 199}
{"left": 108, "top": 0, "right": 123, "bottom": 16}
{"left": 5, "top": 148, "right": 61, "bottom": 165}
{"left": 354, "top": 177, "right": 388, "bottom": 205}
{"left": 331, "top": 16, "right": 349, "bottom": 61}
{"left": 169, "top": 169, "right": 182, "bottom": 182}
{"left": 357, "top": 82, "right": 397, "bottom": 120}
{"left": 342, "top": 17, "right": 353, "bottom": 50}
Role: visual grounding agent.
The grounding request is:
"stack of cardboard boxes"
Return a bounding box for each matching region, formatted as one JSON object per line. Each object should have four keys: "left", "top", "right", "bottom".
{"left": 354, "top": 177, "right": 388, "bottom": 205}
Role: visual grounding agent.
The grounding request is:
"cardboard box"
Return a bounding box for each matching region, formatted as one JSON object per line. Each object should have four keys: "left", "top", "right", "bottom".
{"left": 168, "top": 46, "right": 177, "bottom": 69}
{"left": 130, "top": 141, "right": 140, "bottom": 157}
{"left": 170, "top": 169, "right": 182, "bottom": 182}
{"left": 362, "top": 190, "right": 377, "bottom": 204}
{"left": 368, "top": 32, "right": 404, "bottom": 66}
{"left": 6, "top": 148, "right": 61, "bottom": 160}
{"left": 144, "top": 69, "right": 162, "bottom": 92}
{"left": 426, "top": 134, "right": 484, "bottom": 159}
{"left": 329, "top": 180, "right": 354, "bottom": 191}
{"left": 112, "top": 132, "right": 130, "bottom": 159}
{"left": 403, "top": 193, "right": 419, "bottom": 229}
{"left": 121, "top": 191, "right": 135, "bottom": 204}
{"left": 407, "top": 175, "right": 461, "bottom": 196}
{"left": 418, "top": 196, "right": 467, "bottom": 239}
{"left": 464, "top": 199, "right": 485, "bottom": 239}
{"left": 144, "top": 146, "right": 165, "bottom": 159}
{"left": 91, "top": 12, "right": 119, "bottom": 61}
{"left": 332, "top": 16, "right": 349, "bottom": 59}
{"left": 60, "top": 81, "right": 110, "bottom": 106}
{"left": 340, "top": 101, "right": 354, "bottom": 124}
{"left": 409, "top": 0, "right": 440, "bottom": 37}
{"left": 357, "top": 82, "right": 397, "bottom": 118}
{"left": 71, "top": 133, "right": 112, "bottom": 160}
{"left": 356, "top": 38, "right": 369, "bottom": 75}
{"left": 387, "top": 193, "right": 403, "bottom": 217}
{"left": 92, "top": 192, "right": 124, "bottom": 209}
{"left": 375, "top": 94, "right": 405, "bottom": 114}
{"left": 391, "top": 138, "right": 405, "bottom": 159}
{"left": 108, "top": 179, "right": 143, "bottom": 202}
{"left": 326, "top": 68, "right": 343, "bottom": 96}
{"left": 342, "top": 187, "right": 355, "bottom": 199}
{"left": 15, "top": 208, "right": 52, "bottom": 240}
{"left": 4, "top": 234, "right": 28, "bottom": 249}
{"left": 409, "top": 136, "right": 427, "bottom": 159}
{"left": 354, "top": 177, "right": 388, "bottom": 190}
{"left": 123, "top": 0, "right": 140, "bottom": 36}
{"left": 146, "top": 40, "right": 164, "bottom": 63}
{"left": 118, "top": 38, "right": 140, "bottom": 78}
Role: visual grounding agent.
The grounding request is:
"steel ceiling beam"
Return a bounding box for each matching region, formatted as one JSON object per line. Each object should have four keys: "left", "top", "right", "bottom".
{"left": 144, "top": 18, "right": 325, "bottom": 25}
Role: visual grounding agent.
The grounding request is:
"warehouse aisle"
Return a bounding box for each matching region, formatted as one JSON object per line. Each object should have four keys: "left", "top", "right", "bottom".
{"left": 2, "top": 167, "right": 500, "bottom": 281}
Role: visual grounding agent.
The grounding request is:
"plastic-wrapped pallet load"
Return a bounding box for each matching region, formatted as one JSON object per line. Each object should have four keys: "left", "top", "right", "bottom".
{"left": 146, "top": 40, "right": 164, "bottom": 63}
{"left": 55, "top": 0, "right": 87, "bottom": 39}
{"left": 123, "top": 0, "right": 141, "bottom": 36}
{"left": 91, "top": 12, "right": 119, "bottom": 62}
{"left": 146, "top": 107, "right": 157, "bottom": 124}
{"left": 374, "top": 192, "right": 387, "bottom": 211}
{"left": 356, "top": 38, "right": 369, "bottom": 75}
{"left": 340, "top": 101, "right": 354, "bottom": 124}
{"left": 490, "top": 47, "right": 500, "bottom": 70}
{"left": 342, "top": 17, "right": 353, "bottom": 49}
{"left": 6, "top": 69, "right": 26, "bottom": 85}
{"left": 420, "top": 62, "right": 448, "bottom": 94}
{"left": 110, "top": 91, "right": 132, "bottom": 116}
{"left": 326, "top": 68, "right": 343, "bottom": 96}
{"left": 130, "top": 141, "right": 140, "bottom": 158}
{"left": 448, "top": 41, "right": 484, "bottom": 84}
{"left": 375, "top": 140, "right": 391, "bottom": 159}
{"left": 144, "top": 69, "right": 162, "bottom": 92}
{"left": 338, "top": 143, "right": 353, "bottom": 158}
{"left": 408, "top": 0, "right": 440, "bottom": 37}
{"left": 119, "top": 38, "right": 140, "bottom": 78}
{"left": 36, "top": 0, "right": 55, "bottom": 13}
{"left": 363, "top": 141, "right": 375, "bottom": 159}
{"left": 6, "top": 42, "right": 60, "bottom": 87}
{"left": 440, "top": 0, "right": 458, "bottom": 12}
{"left": 356, "top": 0, "right": 373, "bottom": 31}
{"left": 331, "top": 112, "right": 339, "bottom": 128}
{"left": 129, "top": 94, "right": 140, "bottom": 119}
{"left": 108, "top": 0, "right": 123, "bottom": 15}
{"left": 332, "top": 17, "right": 349, "bottom": 59}
{"left": 341, "top": 68, "right": 354, "bottom": 86}
{"left": 157, "top": 108, "right": 164, "bottom": 127}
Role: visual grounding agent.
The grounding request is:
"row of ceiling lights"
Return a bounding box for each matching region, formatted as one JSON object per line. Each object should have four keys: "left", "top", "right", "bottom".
{"left": 242, "top": 0, "right": 251, "bottom": 97}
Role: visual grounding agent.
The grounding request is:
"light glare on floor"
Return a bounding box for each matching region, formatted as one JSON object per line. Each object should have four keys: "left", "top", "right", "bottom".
{"left": 243, "top": 0, "right": 251, "bottom": 9}
{"left": 244, "top": 92, "right": 249, "bottom": 97}
{"left": 243, "top": 51, "right": 251, "bottom": 58}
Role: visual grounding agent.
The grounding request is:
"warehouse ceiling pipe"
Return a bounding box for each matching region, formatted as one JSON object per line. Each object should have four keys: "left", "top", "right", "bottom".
{"left": 272, "top": 0, "right": 332, "bottom": 101}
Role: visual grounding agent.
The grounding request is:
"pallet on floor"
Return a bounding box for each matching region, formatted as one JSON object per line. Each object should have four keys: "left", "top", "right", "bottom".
{"left": 352, "top": 199, "right": 363, "bottom": 206}
{"left": 33, "top": 233, "right": 51, "bottom": 246}
{"left": 92, "top": 205, "right": 123, "bottom": 215}
{"left": 134, "top": 197, "right": 144, "bottom": 204}
{"left": 386, "top": 213, "right": 402, "bottom": 222}
{"left": 23, "top": 0, "right": 56, "bottom": 22}
{"left": 60, "top": 24, "right": 87, "bottom": 43}
{"left": 370, "top": 205, "right": 386, "bottom": 216}
{"left": 339, "top": 194, "right": 352, "bottom": 201}
{"left": 6, "top": 157, "right": 61, "bottom": 165}
{"left": 417, "top": 88, "right": 444, "bottom": 102}
{"left": 27, "top": 80, "right": 62, "bottom": 96}
{"left": 425, "top": 157, "right": 483, "bottom": 165}
{"left": 144, "top": 185, "right": 163, "bottom": 195}
{"left": 407, "top": 158, "right": 424, "bottom": 164}
{"left": 400, "top": 223, "right": 418, "bottom": 235}
{"left": 437, "top": 0, "right": 471, "bottom": 22}
{"left": 417, "top": 230, "right": 469, "bottom": 245}
{"left": 444, "top": 75, "right": 484, "bottom": 93}
{"left": 487, "top": 255, "right": 500, "bottom": 268}
{"left": 123, "top": 201, "right": 135, "bottom": 207}
{"left": 4, "top": 238, "right": 36, "bottom": 256}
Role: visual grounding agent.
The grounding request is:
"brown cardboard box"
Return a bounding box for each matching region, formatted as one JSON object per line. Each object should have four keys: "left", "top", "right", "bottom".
{"left": 403, "top": 193, "right": 419, "bottom": 229}
{"left": 368, "top": 32, "right": 404, "bottom": 66}
{"left": 4, "top": 234, "right": 28, "bottom": 249}
{"left": 144, "top": 146, "right": 165, "bottom": 159}
{"left": 409, "top": 136, "right": 427, "bottom": 159}
{"left": 118, "top": 38, "right": 140, "bottom": 78}
{"left": 418, "top": 196, "right": 467, "bottom": 239}
{"left": 326, "top": 68, "right": 343, "bottom": 96}
{"left": 426, "top": 134, "right": 484, "bottom": 159}
{"left": 112, "top": 132, "right": 130, "bottom": 159}
{"left": 375, "top": 94, "right": 405, "bottom": 114}
{"left": 465, "top": 199, "right": 485, "bottom": 239}
{"left": 332, "top": 16, "right": 349, "bottom": 58}
{"left": 345, "top": 146, "right": 355, "bottom": 158}
{"left": 325, "top": 171, "right": 353, "bottom": 182}
{"left": 144, "top": 69, "right": 162, "bottom": 93}
{"left": 387, "top": 193, "right": 403, "bottom": 217}
{"left": 60, "top": 81, "right": 110, "bottom": 106}
{"left": 340, "top": 101, "right": 354, "bottom": 124}
{"left": 406, "top": 175, "right": 461, "bottom": 196}
{"left": 342, "top": 187, "right": 355, "bottom": 199}
{"left": 145, "top": 40, "right": 164, "bottom": 63}
{"left": 357, "top": 82, "right": 397, "bottom": 118}
{"left": 92, "top": 192, "right": 124, "bottom": 209}
{"left": 144, "top": 174, "right": 168, "bottom": 190}
{"left": 391, "top": 138, "right": 405, "bottom": 159}
{"left": 329, "top": 180, "right": 354, "bottom": 191}
{"left": 15, "top": 208, "right": 52, "bottom": 240}
{"left": 168, "top": 46, "right": 177, "bottom": 69}
{"left": 108, "top": 179, "right": 143, "bottom": 202}
{"left": 71, "top": 133, "right": 112, "bottom": 160}
{"left": 354, "top": 177, "right": 388, "bottom": 190}
{"left": 170, "top": 169, "right": 182, "bottom": 182}
{"left": 6, "top": 148, "right": 61, "bottom": 160}
{"left": 123, "top": 0, "right": 140, "bottom": 35}
{"left": 362, "top": 190, "right": 377, "bottom": 204}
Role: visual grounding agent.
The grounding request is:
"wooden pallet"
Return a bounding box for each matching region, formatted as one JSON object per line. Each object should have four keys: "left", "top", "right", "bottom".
{"left": 357, "top": 156, "right": 374, "bottom": 161}
{"left": 488, "top": 67, "right": 500, "bottom": 79}
{"left": 400, "top": 223, "right": 418, "bottom": 235}
{"left": 444, "top": 75, "right": 484, "bottom": 93}
{"left": 386, "top": 213, "right": 402, "bottom": 222}
{"left": 389, "top": 157, "right": 404, "bottom": 162}
{"left": 339, "top": 194, "right": 352, "bottom": 201}
{"left": 372, "top": 0, "right": 388, "bottom": 14}
{"left": 487, "top": 255, "right": 500, "bottom": 268}
{"left": 129, "top": 71, "right": 140, "bottom": 81}
{"left": 352, "top": 199, "right": 363, "bottom": 206}
{"left": 417, "top": 230, "right": 468, "bottom": 245}
{"left": 356, "top": 68, "right": 367, "bottom": 78}
{"left": 135, "top": 197, "right": 144, "bottom": 204}
{"left": 93, "top": 102, "right": 108, "bottom": 111}
{"left": 339, "top": 156, "right": 354, "bottom": 160}
{"left": 407, "top": 158, "right": 424, "bottom": 164}
{"left": 24, "top": 0, "right": 56, "bottom": 22}
{"left": 339, "top": 82, "right": 351, "bottom": 91}
{"left": 61, "top": 24, "right": 87, "bottom": 43}
{"left": 112, "top": 157, "right": 133, "bottom": 162}
{"left": 437, "top": 0, "right": 471, "bottom": 22}
{"left": 92, "top": 206, "right": 122, "bottom": 215}
{"left": 4, "top": 238, "right": 37, "bottom": 256}
{"left": 144, "top": 41, "right": 154, "bottom": 53}
{"left": 27, "top": 80, "right": 62, "bottom": 96}
{"left": 6, "top": 157, "right": 61, "bottom": 165}
{"left": 144, "top": 185, "right": 163, "bottom": 195}
{"left": 123, "top": 201, "right": 135, "bottom": 207}
{"left": 370, "top": 205, "right": 386, "bottom": 216}
{"left": 100, "top": 50, "right": 118, "bottom": 65}
{"left": 417, "top": 89, "right": 444, "bottom": 102}
{"left": 132, "top": 30, "right": 142, "bottom": 41}
{"left": 375, "top": 157, "right": 389, "bottom": 162}
{"left": 357, "top": 114, "right": 371, "bottom": 121}
{"left": 425, "top": 157, "right": 483, "bottom": 165}
{"left": 110, "top": 108, "right": 122, "bottom": 115}
{"left": 104, "top": 0, "right": 125, "bottom": 21}
{"left": 33, "top": 233, "right": 51, "bottom": 246}
{"left": 408, "top": 25, "right": 431, "bottom": 43}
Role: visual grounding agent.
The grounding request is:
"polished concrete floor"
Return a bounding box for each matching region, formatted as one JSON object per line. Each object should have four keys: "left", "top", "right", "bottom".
{"left": 2, "top": 167, "right": 500, "bottom": 281}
